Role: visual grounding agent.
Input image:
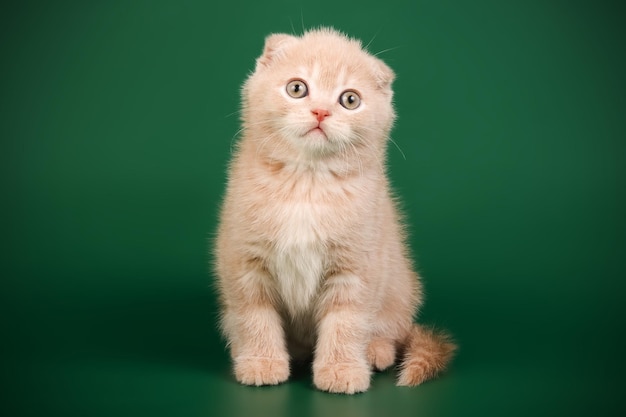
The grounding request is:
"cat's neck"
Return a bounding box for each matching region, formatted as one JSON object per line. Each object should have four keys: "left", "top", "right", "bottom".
{"left": 238, "top": 132, "right": 385, "bottom": 180}
{"left": 241, "top": 142, "right": 383, "bottom": 181}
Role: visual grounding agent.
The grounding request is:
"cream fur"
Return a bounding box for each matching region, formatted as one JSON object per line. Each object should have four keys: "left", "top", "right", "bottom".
{"left": 214, "top": 28, "right": 455, "bottom": 394}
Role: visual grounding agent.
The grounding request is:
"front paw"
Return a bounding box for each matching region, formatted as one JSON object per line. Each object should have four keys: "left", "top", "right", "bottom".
{"left": 313, "top": 361, "right": 371, "bottom": 394}
{"left": 234, "top": 356, "right": 290, "bottom": 386}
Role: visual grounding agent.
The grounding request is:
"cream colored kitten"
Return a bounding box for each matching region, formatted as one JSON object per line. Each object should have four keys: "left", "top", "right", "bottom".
{"left": 214, "top": 28, "right": 455, "bottom": 394}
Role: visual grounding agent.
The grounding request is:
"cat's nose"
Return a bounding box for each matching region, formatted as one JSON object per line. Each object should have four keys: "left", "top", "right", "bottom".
{"left": 311, "top": 108, "right": 331, "bottom": 122}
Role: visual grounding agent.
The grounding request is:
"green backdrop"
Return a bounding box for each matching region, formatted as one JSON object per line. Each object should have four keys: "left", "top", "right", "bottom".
{"left": 2, "top": 1, "right": 625, "bottom": 416}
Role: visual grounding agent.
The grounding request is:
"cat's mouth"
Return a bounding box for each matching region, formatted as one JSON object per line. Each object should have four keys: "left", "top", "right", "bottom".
{"left": 305, "top": 125, "right": 328, "bottom": 139}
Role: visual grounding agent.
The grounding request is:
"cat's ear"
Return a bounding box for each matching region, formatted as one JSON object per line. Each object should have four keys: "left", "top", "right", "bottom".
{"left": 373, "top": 59, "right": 395, "bottom": 90}
{"left": 256, "top": 34, "right": 297, "bottom": 69}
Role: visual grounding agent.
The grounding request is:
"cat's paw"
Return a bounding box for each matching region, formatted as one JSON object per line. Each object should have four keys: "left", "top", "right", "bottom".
{"left": 313, "top": 361, "right": 371, "bottom": 394}
{"left": 367, "top": 338, "right": 396, "bottom": 371}
{"left": 234, "top": 356, "right": 290, "bottom": 386}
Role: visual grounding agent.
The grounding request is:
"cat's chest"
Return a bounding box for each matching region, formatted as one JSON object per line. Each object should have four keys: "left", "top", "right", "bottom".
{"left": 267, "top": 200, "right": 327, "bottom": 316}
{"left": 260, "top": 176, "right": 345, "bottom": 316}
{"left": 259, "top": 171, "right": 351, "bottom": 245}
{"left": 273, "top": 201, "right": 326, "bottom": 246}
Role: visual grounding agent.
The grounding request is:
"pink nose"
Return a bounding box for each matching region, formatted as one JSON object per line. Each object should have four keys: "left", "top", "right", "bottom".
{"left": 311, "top": 108, "right": 331, "bottom": 122}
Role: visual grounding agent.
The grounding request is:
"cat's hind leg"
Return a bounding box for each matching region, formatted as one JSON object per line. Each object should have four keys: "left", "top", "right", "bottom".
{"left": 367, "top": 337, "right": 396, "bottom": 371}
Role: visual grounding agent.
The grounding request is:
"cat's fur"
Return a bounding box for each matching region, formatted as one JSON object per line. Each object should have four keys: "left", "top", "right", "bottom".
{"left": 214, "top": 28, "right": 455, "bottom": 394}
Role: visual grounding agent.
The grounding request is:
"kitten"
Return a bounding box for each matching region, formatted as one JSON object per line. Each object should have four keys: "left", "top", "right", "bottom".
{"left": 214, "top": 28, "right": 455, "bottom": 394}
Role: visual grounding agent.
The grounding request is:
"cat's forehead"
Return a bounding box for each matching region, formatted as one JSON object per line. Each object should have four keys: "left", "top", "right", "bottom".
{"left": 251, "top": 29, "right": 395, "bottom": 92}
{"left": 294, "top": 62, "right": 353, "bottom": 90}
{"left": 281, "top": 46, "right": 376, "bottom": 89}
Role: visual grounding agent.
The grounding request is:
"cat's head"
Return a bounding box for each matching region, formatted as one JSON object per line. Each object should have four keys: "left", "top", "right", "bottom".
{"left": 242, "top": 28, "right": 396, "bottom": 163}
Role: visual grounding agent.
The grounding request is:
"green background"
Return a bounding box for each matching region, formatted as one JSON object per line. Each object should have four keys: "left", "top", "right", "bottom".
{"left": 2, "top": 0, "right": 625, "bottom": 416}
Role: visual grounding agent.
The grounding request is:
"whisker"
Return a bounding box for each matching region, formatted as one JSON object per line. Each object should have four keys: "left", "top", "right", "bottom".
{"left": 350, "top": 124, "right": 405, "bottom": 163}
{"left": 255, "top": 130, "right": 280, "bottom": 161}
{"left": 389, "top": 137, "right": 407, "bottom": 160}
{"left": 289, "top": 17, "right": 296, "bottom": 36}
{"left": 351, "top": 130, "right": 386, "bottom": 175}
{"left": 224, "top": 109, "right": 241, "bottom": 118}
{"left": 374, "top": 45, "right": 402, "bottom": 56}
{"left": 364, "top": 28, "right": 381, "bottom": 51}
{"left": 229, "top": 117, "right": 280, "bottom": 155}
{"left": 348, "top": 140, "right": 364, "bottom": 178}
{"left": 340, "top": 141, "right": 351, "bottom": 177}
{"left": 229, "top": 127, "right": 245, "bottom": 155}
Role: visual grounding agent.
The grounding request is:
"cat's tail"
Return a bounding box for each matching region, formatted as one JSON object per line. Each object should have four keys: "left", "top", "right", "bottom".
{"left": 397, "top": 324, "right": 457, "bottom": 386}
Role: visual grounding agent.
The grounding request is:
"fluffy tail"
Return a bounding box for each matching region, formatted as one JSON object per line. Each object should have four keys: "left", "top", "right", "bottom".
{"left": 397, "top": 324, "right": 457, "bottom": 386}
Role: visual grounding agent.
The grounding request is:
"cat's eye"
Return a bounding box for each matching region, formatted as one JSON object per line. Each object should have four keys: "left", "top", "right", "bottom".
{"left": 339, "top": 90, "right": 361, "bottom": 110}
{"left": 286, "top": 79, "right": 308, "bottom": 98}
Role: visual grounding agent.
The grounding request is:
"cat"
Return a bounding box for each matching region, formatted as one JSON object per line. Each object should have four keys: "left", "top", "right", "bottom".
{"left": 214, "top": 27, "right": 456, "bottom": 394}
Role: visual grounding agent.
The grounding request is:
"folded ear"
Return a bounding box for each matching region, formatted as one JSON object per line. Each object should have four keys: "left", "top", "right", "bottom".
{"left": 373, "top": 59, "right": 395, "bottom": 90}
{"left": 256, "top": 33, "right": 297, "bottom": 69}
